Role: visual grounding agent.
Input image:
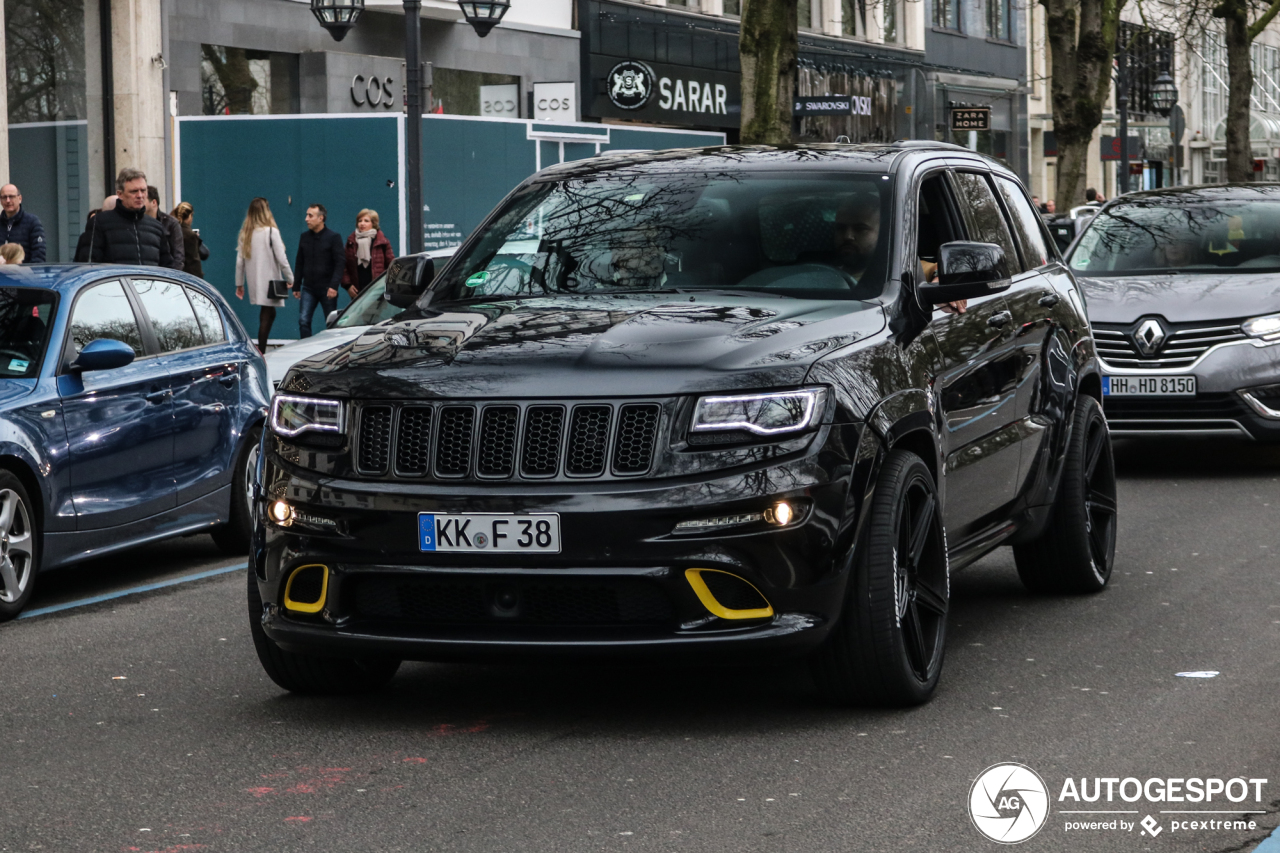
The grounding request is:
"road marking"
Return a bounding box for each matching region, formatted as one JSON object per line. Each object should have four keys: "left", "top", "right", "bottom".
{"left": 18, "top": 563, "right": 246, "bottom": 619}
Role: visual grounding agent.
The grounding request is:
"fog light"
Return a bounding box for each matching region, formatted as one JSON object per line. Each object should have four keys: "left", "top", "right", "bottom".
{"left": 269, "top": 500, "right": 295, "bottom": 527}
{"left": 765, "top": 501, "right": 794, "bottom": 526}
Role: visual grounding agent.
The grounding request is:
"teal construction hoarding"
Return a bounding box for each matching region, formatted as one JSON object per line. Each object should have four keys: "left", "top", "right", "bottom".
{"left": 177, "top": 114, "right": 723, "bottom": 340}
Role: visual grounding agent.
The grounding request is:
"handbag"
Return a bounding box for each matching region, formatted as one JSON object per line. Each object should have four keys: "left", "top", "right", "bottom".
{"left": 198, "top": 238, "right": 210, "bottom": 261}
{"left": 267, "top": 279, "right": 291, "bottom": 300}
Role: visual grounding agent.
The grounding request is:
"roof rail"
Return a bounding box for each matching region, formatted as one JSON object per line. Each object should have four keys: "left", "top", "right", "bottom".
{"left": 889, "top": 140, "right": 971, "bottom": 151}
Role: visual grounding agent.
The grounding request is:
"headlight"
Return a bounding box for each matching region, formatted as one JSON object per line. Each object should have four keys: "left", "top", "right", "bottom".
{"left": 691, "top": 388, "right": 827, "bottom": 437}
{"left": 271, "top": 394, "right": 345, "bottom": 437}
{"left": 1242, "top": 312, "right": 1280, "bottom": 341}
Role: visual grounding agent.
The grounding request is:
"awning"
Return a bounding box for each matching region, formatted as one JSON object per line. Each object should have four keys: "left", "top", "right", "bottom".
{"left": 1211, "top": 111, "right": 1280, "bottom": 145}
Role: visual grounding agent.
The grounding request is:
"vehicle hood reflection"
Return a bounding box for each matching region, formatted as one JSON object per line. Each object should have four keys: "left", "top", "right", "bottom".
{"left": 1079, "top": 272, "right": 1280, "bottom": 323}
{"left": 290, "top": 293, "right": 886, "bottom": 399}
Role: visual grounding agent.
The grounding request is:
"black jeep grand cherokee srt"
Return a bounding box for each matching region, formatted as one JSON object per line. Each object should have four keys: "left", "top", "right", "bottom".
{"left": 251, "top": 143, "right": 1116, "bottom": 706}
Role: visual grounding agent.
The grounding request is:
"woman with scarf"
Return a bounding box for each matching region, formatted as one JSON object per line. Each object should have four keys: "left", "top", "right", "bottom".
{"left": 343, "top": 209, "right": 394, "bottom": 299}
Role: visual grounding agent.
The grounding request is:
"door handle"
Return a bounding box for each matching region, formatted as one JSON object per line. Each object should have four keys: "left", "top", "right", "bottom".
{"left": 145, "top": 388, "right": 172, "bottom": 404}
{"left": 987, "top": 311, "right": 1012, "bottom": 328}
{"left": 1038, "top": 293, "right": 1061, "bottom": 308}
{"left": 218, "top": 373, "right": 240, "bottom": 388}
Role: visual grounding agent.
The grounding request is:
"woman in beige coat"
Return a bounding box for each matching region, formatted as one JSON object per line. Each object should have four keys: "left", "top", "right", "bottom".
{"left": 235, "top": 197, "right": 294, "bottom": 352}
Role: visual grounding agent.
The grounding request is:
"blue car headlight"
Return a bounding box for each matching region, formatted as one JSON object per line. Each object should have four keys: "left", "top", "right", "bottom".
{"left": 271, "top": 394, "right": 345, "bottom": 438}
{"left": 691, "top": 388, "right": 828, "bottom": 437}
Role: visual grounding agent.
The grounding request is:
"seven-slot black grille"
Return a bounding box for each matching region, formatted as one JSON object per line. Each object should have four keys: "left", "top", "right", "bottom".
{"left": 1093, "top": 320, "right": 1247, "bottom": 369}
{"left": 353, "top": 400, "right": 664, "bottom": 481}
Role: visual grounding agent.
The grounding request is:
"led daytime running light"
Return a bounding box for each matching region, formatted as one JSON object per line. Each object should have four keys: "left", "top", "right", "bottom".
{"left": 691, "top": 388, "right": 826, "bottom": 436}
{"left": 271, "top": 394, "right": 345, "bottom": 438}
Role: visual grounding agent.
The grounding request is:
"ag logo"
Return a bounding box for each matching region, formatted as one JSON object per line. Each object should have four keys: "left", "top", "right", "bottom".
{"left": 607, "top": 60, "right": 654, "bottom": 110}
{"left": 968, "top": 763, "right": 1050, "bottom": 844}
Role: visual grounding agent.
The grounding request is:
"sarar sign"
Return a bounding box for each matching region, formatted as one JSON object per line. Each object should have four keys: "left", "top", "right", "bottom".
{"left": 588, "top": 57, "right": 740, "bottom": 129}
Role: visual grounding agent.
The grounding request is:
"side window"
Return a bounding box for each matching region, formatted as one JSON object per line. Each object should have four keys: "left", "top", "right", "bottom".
{"left": 67, "top": 281, "right": 144, "bottom": 358}
{"left": 185, "top": 287, "right": 227, "bottom": 344}
{"left": 131, "top": 279, "right": 204, "bottom": 353}
{"left": 950, "top": 172, "right": 1022, "bottom": 274}
{"left": 994, "top": 176, "right": 1051, "bottom": 268}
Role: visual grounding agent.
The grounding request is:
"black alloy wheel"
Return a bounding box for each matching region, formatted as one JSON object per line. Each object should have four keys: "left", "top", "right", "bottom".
{"left": 246, "top": 569, "right": 401, "bottom": 694}
{"left": 812, "top": 448, "right": 949, "bottom": 706}
{"left": 0, "top": 471, "right": 37, "bottom": 622}
{"left": 1014, "top": 394, "right": 1117, "bottom": 593}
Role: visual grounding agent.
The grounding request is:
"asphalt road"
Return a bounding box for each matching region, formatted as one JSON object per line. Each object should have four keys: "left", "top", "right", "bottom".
{"left": 3, "top": 437, "right": 1278, "bottom": 853}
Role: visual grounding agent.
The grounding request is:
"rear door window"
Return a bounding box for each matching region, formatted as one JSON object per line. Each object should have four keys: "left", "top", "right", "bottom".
{"left": 994, "top": 176, "right": 1051, "bottom": 268}
{"left": 131, "top": 279, "right": 205, "bottom": 353}
{"left": 950, "top": 171, "right": 1022, "bottom": 274}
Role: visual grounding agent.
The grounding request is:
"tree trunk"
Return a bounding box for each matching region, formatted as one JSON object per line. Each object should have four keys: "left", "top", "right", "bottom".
{"left": 739, "top": 0, "right": 799, "bottom": 144}
{"left": 1041, "top": 0, "right": 1125, "bottom": 209}
{"left": 1219, "top": 0, "right": 1254, "bottom": 181}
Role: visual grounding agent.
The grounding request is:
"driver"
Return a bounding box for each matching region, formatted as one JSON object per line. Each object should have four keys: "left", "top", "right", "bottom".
{"left": 832, "top": 195, "right": 881, "bottom": 280}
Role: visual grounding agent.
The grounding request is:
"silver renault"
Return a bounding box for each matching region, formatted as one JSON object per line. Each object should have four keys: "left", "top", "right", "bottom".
{"left": 1066, "top": 184, "right": 1280, "bottom": 440}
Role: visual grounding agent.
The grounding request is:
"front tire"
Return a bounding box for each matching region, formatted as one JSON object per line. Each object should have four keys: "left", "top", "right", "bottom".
{"left": 1013, "top": 394, "right": 1117, "bottom": 594}
{"left": 247, "top": 569, "right": 401, "bottom": 694}
{"left": 212, "top": 426, "right": 262, "bottom": 555}
{"left": 812, "top": 449, "right": 949, "bottom": 706}
{"left": 0, "top": 471, "right": 38, "bottom": 622}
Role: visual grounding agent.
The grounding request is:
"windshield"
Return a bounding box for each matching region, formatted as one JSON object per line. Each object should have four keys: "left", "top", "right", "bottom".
{"left": 1069, "top": 200, "right": 1280, "bottom": 275}
{"left": 0, "top": 287, "right": 55, "bottom": 378}
{"left": 335, "top": 274, "right": 401, "bottom": 328}
{"left": 431, "top": 171, "right": 892, "bottom": 302}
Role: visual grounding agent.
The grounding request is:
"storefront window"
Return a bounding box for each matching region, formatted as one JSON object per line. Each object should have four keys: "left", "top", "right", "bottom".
{"left": 5, "top": 0, "right": 102, "bottom": 261}
{"left": 201, "top": 45, "right": 300, "bottom": 115}
{"left": 723, "top": 0, "right": 740, "bottom": 13}
{"left": 433, "top": 69, "right": 522, "bottom": 116}
{"left": 933, "top": 0, "right": 960, "bottom": 30}
{"left": 798, "top": 0, "right": 814, "bottom": 30}
{"left": 796, "top": 67, "right": 897, "bottom": 142}
{"left": 884, "top": 0, "right": 899, "bottom": 42}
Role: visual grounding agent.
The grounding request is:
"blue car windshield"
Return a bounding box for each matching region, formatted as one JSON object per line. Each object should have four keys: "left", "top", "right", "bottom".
{"left": 1069, "top": 200, "right": 1280, "bottom": 275}
{"left": 431, "top": 171, "right": 893, "bottom": 302}
{"left": 0, "top": 288, "right": 56, "bottom": 378}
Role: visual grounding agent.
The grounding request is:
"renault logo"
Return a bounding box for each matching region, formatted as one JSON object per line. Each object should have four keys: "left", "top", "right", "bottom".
{"left": 1133, "top": 318, "right": 1166, "bottom": 355}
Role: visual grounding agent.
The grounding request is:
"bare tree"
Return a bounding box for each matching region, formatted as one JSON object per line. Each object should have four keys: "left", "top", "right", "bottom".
{"left": 1042, "top": 0, "right": 1128, "bottom": 208}
{"left": 1213, "top": 0, "right": 1280, "bottom": 180}
{"left": 740, "top": 0, "right": 800, "bottom": 144}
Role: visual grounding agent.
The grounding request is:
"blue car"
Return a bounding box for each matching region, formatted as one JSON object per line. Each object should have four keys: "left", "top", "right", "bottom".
{"left": 0, "top": 265, "right": 270, "bottom": 620}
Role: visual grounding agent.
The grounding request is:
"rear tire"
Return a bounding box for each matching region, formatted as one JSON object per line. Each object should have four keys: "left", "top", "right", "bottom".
{"left": 1013, "top": 395, "right": 1117, "bottom": 594}
{"left": 212, "top": 426, "right": 261, "bottom": 555}
{"left": 812, "top": 449, "right": 948, "bottom": 706}
{"left": 247, "top": 569, "right": 401, "bottom": 694}
{"left": 0, "top": 471, "right": 38, "bottom": 622}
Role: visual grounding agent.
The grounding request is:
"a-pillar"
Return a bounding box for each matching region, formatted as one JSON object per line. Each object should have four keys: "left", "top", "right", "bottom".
{"left": 111, "top": 0, "right": 166, "bottom": 198}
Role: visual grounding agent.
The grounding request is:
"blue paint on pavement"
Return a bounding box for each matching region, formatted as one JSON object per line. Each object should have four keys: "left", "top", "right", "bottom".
{"left": 1254, "top": 826, "right": 1280, "bottom": 852}
{"left": 18, "top": 563, "right": 246, "bottom": 619}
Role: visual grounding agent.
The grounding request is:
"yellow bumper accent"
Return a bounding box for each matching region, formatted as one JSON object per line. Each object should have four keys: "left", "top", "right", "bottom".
{"left": 684, "top": 568, "right": 774, "bottom": 620}
{"left": 283, "top": 564, "right": 329, "bottom": 614}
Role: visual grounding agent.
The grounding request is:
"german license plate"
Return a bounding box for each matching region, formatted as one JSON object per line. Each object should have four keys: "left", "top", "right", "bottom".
{"left": 1103, "top": 375, "right": 1196, "bottom": 396}
{"left": 418, "top": 512, "right": 561, "bottom": 553}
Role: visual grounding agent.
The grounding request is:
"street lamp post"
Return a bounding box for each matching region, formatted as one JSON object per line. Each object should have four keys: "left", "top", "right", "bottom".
{"left": 1116, "top": 42, "right": 1179, "bottom": 195}
{"left": 313, "top": 0, "right": 512, "bottom": 254}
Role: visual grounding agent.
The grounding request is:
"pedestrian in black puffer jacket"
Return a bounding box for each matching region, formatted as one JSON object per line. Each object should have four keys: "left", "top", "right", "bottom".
{"left": 0, "top": 185, "right": 46, "bottom": 263}
{"left": 88, "top": 170, "right": 172, "bottom": 267}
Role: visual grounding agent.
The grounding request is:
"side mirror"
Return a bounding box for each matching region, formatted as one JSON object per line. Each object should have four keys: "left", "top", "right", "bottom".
{"left": 917, "top": 241, "right": 1011, "bottom": 304}
{"left": 325, "top": 309, "right": 341, "bottom": 329}
{"left": 73, "top": 338, "right": 136, "bottom": 372}
{"left": 384, "top": 255, "right": 437, "bottom": 308}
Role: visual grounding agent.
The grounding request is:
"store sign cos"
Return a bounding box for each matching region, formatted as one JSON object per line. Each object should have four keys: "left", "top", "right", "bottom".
{"left": 351, "top": 74, "right": 396, "bottom": 109}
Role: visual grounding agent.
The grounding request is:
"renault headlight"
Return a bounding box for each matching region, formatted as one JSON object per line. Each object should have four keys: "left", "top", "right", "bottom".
{"left": 1242, "top": 312, "right": 1280, "bottom": 341}
{"left": 691, "top": 388, "right": 828, "bottom": 437}
{"left": 271, "top": 394, "right": 345, "bottom": 438}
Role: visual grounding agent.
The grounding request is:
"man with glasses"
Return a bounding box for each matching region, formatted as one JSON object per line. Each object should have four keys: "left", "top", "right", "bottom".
{"left": 0, "top": 184, "right": 46, "bottom": 263}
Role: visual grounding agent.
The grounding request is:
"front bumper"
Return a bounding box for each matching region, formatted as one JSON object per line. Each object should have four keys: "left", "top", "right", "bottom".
{"left": 253, "top": 423, "right": 864, "bottom": 662}
{"left": 1101, "top": 339, "right": 1280, "bottom": 439}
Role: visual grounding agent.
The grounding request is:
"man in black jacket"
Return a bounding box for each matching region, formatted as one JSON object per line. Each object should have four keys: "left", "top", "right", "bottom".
{"left": 293, "top": 203, "right": 345, "bottom": 338}
{"left": 147, "top": 186, "right": 185, "bottom": 271}
{"left": 88, "top": 169, "right": 172, "bottom": 267}
{"left": 0, "top": 184, "right": 47, "bottom": 263}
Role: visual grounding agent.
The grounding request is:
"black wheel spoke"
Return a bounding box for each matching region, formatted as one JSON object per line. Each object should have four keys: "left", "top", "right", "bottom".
{"left": 1086, "top": 490, "right": 1118, "bottom": 517}
{"left": 914, "top": 580, "right": 949, "bottom": 618}
{"left": 1084, "top": 423, "right": 1106, "bottom": 481}
{"left": 903, "top": 601, "right": 930, "bottom": 677}
{"left": 908, "top": 493, "right": 936, "bottom": 568}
